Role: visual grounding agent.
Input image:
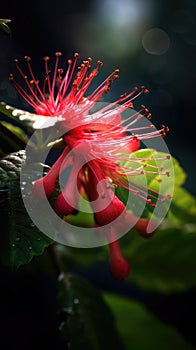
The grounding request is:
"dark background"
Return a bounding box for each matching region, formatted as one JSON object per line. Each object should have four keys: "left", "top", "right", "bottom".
{"left": 0, "top": 0, "right": 195, "bottom": 349}
{"left": 0, "top": 0, "right": 195, "bottom": 194}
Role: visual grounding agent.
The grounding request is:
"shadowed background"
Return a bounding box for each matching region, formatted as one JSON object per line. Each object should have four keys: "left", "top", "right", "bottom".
{"left": 0, "top": 0, "right": 195, "bottom": 349}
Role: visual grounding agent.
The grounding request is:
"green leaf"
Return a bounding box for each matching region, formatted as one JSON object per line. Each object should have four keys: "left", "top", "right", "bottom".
{"left": 57, "top": 273, "right": 125, "bottom": 350}
{"left": 123, "top": 224, "right": 196, "bottom": 293}
{"left": 0, "top": 182, "right": 52, "bottom": 269}
{"left": 0, "top": 121, "right": 28, "bottom": 152}
{"left": 116, "top": 149, "right": 196, "bottom": 293}
{"left": 0, "top": 102, "right": 34, "bottom": 128}
{"left": 0, "top": 19, "right": 11, "bottom": 34}
{"left": 116, "top": 149, "right": 175, "bottom": 217}
{"left": 168, "top": 187, "right": 196, "bottom": 224}
{"left": 116, "top": 149, "right": 185, "bottom": 216}
{"left": 1, "top": 121, "right": 29, "bottom": 143}
{"left": 0, "top": 102, "right": 65, "bottom": 130}
{"left": 0, "top": 151, "right": 52, "bottom": 269}
{"left": 104, "top": 293, "right": 195, "bottom": 350}
{"left": 0, "top": 150, "right": 26, "bottom": 188}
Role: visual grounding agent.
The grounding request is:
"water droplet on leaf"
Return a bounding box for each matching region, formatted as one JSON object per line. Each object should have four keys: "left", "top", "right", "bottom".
{"left": 73, "top": 298, "right": 79, "bottom": 305}
{"left": 59, "top": 321, "right": 66, "bottom": 331}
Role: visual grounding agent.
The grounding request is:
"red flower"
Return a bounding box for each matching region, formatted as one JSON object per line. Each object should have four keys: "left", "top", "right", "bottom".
{"left": 10, "top": 53, "right": 170, "bottom": 279}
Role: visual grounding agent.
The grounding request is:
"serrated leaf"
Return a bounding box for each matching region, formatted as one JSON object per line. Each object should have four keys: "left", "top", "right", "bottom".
{"left": 57, "top": 273, "right": 125, "bottom": 350}
{"left": 0, "top": 181, "right": 52, "bottom": 269}
{"left": 123, "top": 224, "right": 196, "bottom": 293}
{"left": 104, "top": 293, "right": 195, "bottom": 350}
{"left": 0, "top": 151, "right": 52, "bottom": 269}
{"left": 0, "top": 150, "right": 26, "bottom": 188}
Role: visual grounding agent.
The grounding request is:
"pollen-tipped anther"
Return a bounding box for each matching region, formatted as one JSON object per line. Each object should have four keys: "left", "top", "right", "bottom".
{"left": 9, "top": 74, "right": 14, "bottom": 81}
{"left": 24, "top": 56, "right": 31, "bottom": 62}
{"left": 141, "top": 86, "right": 149, "bottom": 93}
{"left": 97, "top": 60, "right": 103, "bottom": 67}
{"left": 43, "top": 56, "right": 50, "bottom": 61}
{"left": 55, "top": 52, "right": 62, "bottom": 57}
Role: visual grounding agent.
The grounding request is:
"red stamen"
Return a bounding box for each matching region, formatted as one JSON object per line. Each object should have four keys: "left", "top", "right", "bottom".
{"left": 32, "top": 146, "right": 70, "bottom": 198}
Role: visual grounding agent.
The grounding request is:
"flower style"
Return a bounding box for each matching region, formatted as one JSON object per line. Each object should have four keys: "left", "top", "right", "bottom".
{"left": 10, "top": 52, "right": 171, "bottom": 279}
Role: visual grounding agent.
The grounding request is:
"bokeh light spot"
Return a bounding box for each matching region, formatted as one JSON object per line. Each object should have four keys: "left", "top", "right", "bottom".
{"left": 142, "top": 28, "right": 170, "bottom": 55}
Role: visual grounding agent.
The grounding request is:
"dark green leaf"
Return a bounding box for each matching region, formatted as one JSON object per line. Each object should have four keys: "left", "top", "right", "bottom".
{"left": 1, "top": 121, "right": 29, "bottom": 143}
{"left": 0, "top": 150, "right": 26, "bottom": 188}
{"left": 0, "top": 181, "right": 51, "bottom": 269}
{"left": 57, "top": 273, "right": 125, "bottom": 350}
{"left": 0, "top": 151, "right": 52, "bottom": 269}
{"left": 168, "top": 187, "right": 196, "bottom": 224}
{"left": 104, "top": 293, "right": 195, "bottom": 350}
{"left": 0, "top": 181, "right": 52, "bottom": 269}
{"left": 123, "top": 224, "right": 196, "bottom": 293}
{"left": 115, "top": 185, "right": 129, "bottom": 206}
{"left": 0, "top": 121, "right": 28, "bottom": 152}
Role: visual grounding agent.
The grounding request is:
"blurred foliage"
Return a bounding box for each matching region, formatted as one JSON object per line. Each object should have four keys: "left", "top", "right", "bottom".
{"left": 57, "top": 273, "right": 125, "bottom": 349}
{"left": 124, "top": 224, "right": 196, "bottom": 293}
{"left": 104, "top": 293, "right": 195, "bottom": 350}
